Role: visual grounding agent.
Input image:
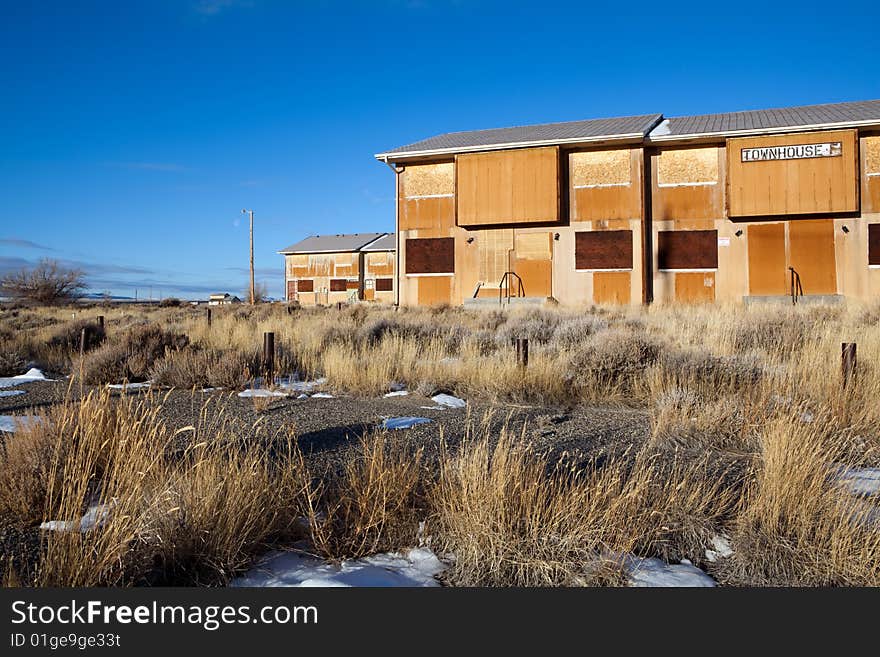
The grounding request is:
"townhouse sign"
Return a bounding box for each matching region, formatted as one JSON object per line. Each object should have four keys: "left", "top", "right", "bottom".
{"left": 741, "top": 141, "right": 843, "bottom": 163}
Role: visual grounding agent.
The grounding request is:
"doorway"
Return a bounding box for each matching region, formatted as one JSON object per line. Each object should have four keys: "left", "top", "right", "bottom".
{"left": 747, "top": 219, "right": 837, "bottom": 296}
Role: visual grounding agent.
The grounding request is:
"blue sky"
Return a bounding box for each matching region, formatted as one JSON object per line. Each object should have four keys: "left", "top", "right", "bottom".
{"left": 1, "top": 0, "right": 878, "bottom": 299}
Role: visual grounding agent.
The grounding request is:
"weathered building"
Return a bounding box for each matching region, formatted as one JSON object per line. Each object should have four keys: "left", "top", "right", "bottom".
{"left": 376, "top": 99, "right": 880, "bottom": 306}
{"left": 279, "top": 233, "right": 395, "bottom": 305}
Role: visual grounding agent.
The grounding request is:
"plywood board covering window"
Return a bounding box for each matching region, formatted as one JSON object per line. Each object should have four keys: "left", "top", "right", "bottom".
{"left": 575, "top": 230, "right": 633, "bottom": 270}
{"left": 865, "top": 137, "right": 880, "bottom": 176}
{"left": 869, "top": 224, "right": 880, "bottom": 266}
{"left": 456, "top": 146, "right": 560, "bottom": 226}
{"left": 570, "top": 150, "right": 630, "bottom": 188}
{"left": 478, "top": 229, "right": 513, "bottom": 286}
{"left": 403, "top": 163, "right": 454, "bottom": 198}
{"left": 376, "top": 278, "right": 393, "bottom": 291}
{"left": 658, "top": 230, "right": 718, "bottom": 270}
{"left": 330, "top": 279, "right": 347, "bottom": 292}
{"left": 514, "top": 232, "right": 552, "bottom": 260}
{"left": 297, "top": 279, "right": 314, "bottom": 292}
{"left": 657, "top": 148, "right": 719, "bottom": 187}
{"left": 405, "top": 237, "right": 454, "bottom": 275}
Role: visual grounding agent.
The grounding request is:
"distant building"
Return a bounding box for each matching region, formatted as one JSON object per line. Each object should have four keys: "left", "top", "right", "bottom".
{"left": 208, "top": 293, "right": 241, "bottom": 305}
{"left": 278, "top": 233, "right": 396, "bottom": 305}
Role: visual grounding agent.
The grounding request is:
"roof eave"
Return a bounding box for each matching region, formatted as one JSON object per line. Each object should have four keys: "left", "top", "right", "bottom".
{"left": 647, "top": 118, "right": 880, "bottom": 144}
{"left": 374, "top": 132, "right": 653, "bottom": 162}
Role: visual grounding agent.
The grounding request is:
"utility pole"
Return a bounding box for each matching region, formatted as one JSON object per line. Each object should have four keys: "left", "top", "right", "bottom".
{"left": 242, "top": 209, "right": 255, "bottom": 304}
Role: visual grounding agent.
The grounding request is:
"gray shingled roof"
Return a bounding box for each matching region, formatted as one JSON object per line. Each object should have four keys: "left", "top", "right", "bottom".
{"left": 360, "top": 233, "right": 396, "bottom": 251}
{"left": 650, "top": 99, "right": 880, "bottom": 140}
{"left": 376, "top": 113, "right": 663, "bottom": 159}
{"left": 278, "top": 233, "right": 387, "bottom": 254}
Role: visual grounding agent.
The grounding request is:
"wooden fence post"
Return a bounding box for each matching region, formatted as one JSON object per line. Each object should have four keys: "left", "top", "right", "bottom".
{"left": 206, "top": 308, "right": 212, "bottom": 327}
{"left": 79, "top": 327, "right": 87, "bottom": 359}
{"left": 516, "top": 338, "right": 529, "bottom": 368}
{"left": 263, "top": 331, "right": 275, "bottom": 383}
{"left": 97, "top": 315, "right": 104, "bottom": 330}
{"left": 841, "top": 342, "right": 857, "bottom": 389}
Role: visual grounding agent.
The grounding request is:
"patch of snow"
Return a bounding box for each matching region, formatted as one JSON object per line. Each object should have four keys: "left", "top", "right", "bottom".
{"left": 0, "top": 368, "right": 53, "bottom": 389}
{"left": 837, "top": 466, "right": 880, "bottom": 498}
{"left": 420, "top": 406, "right": 445, "bottom": 411}
{"left": 199, "top": 387, "right": 222, "bottom": 393}
{"left": 0, "top": 415, "right": 42, "bottom": 433}
{"left": 624, "top": 555, "right": 716, "bottom": 587}
{"left": 277, "top": 376, "right": 328, "bottom": 393}
{"left": 381, "top": 417, "right": 432, "bottom": 430}
{"left": 384, "top": 390, "right": 409, "bottom": 398}
{"left": 311, "top": 392, "right": 334, "bottom": 399}
{"left": 230, "top": 547, "right": 445, "bottom": 588}
{"left": 107, "top": 381, "right": 151, "bottom": 391}
{"left": 238, "top": 388, "right": 288, "bottom": 398}
{"left": 0, "top": 390, "right": 26, "bottom": 398}
{"left": 296, "top": 394, "right": 309, "bottom": 400}
{"left": 40, "top": 502, "right": 113, "bottom": 533}
{"left": 704, "top": 535, "right": 734, "bottom": 563}
{"left": 431, "top": 393, "right": 466, "bottom": 409}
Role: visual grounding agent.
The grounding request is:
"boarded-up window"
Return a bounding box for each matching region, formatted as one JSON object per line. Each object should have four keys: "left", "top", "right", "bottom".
{"left": 657, "top": 148, "right": 719, "bottom": 186}
{"left": 514, "top": 232, "right": 552, "bottom": 260}
{"left": 405, "top": 238, "right": 454, "bottom": 274}
{"left": 403, "top": 163, "right": 455, "bottom": 198}
{"left": 297, "top": 279, "right": 314, "bottom": 292}
{"left": 479, "top": 229, "right": 513, "bottom": 285}
{"left": 866, "top": 137, "right": 880, "bottom": 175}
{"left": 658, "top": 230, "right": 718, "bottom": 270}
{"left": 869, "top": 224, "right": 880, "bottom": 265}
{"left": 376, "top": 278, "right": 394, "bottom": 291}
{"left": 330, "top": 279, "right": 347, "bottom": 292}
{"left": 575, "top": 231, "right": 633, "bottom": 270}
{"left": 570, "top": 150, "right": 630, "bottom": 188}
{"left": 346, "top": 280, "right": 359, "bottom": 290}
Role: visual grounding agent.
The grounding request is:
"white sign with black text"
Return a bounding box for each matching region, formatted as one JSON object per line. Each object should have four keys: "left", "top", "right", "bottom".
{"left": 741, "top": 142, "right": 842, "bottom": 163}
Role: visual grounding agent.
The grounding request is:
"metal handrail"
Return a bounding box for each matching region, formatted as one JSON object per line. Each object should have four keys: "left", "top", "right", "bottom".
{"left": 788, "top": 266, "right": 803, "bottom": 305}
{"left": 498, "top": 271, "right": 525, "bottom": 303}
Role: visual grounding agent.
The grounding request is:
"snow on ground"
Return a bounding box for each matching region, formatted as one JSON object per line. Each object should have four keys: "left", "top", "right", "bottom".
{"left": 704, "top": 535, "right": 734, "bottom": 563}
{"left": 381, "top": 417, "right": 432, "bottom": 430}
{"left": 420, "top": 405, "right": 445, "bottom": 410}
{"left": 277, "top": 376, "right": 328, "bottom": 393}
{"left": 836, "top": 466, "right": 880, "bottom": 498}
{"left": 384, "top": 390, "right": 409, "bottom": 398}
{"left": 40, "top": 502, "right": 113, "bottom": 533}
{"left": 0, "top": 368, "right": 52, "bottom": 389}
{"left": 0, "top": 390, "right": 26, "bottom": 397}
{"left": 238, "top": 388, "right": 288, "bottom": 398}
{"left": 625, "top": 556, "right": 716, "bottom": 587}
{"left": 311, "top": 392, "right": 334, "bottom": 399}
{"left": 431, "top": 393, "right": 466, "bottom": 409}
{"left": 0, "top": 415, "right": 42, "bottom": 433}
{"left": 230, "top": 548, "right": 445, "bottom": 587}
{"left": 107, "top": 381, "right": 151, "bottom": 391}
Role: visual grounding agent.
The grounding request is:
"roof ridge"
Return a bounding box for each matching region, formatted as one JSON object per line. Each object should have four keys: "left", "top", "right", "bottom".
{"left": 667, "top": 98, "right": 880, "bottom": 122}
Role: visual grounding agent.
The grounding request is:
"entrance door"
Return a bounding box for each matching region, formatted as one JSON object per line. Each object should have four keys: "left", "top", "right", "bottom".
{"left": 748, "top": 219, "right": 837, "bottom": 296}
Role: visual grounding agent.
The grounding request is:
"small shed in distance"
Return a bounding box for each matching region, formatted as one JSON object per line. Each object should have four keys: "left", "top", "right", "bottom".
{"left": 279, "top": 232, "right": 396, "bottom": 305}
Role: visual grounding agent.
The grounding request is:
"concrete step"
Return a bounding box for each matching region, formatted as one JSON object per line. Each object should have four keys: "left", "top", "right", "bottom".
{"left": 743, "top": 294, "right": 845, "bottom": 306}
{"left": 463, "top": 296, "right": 554, "bottom": 309}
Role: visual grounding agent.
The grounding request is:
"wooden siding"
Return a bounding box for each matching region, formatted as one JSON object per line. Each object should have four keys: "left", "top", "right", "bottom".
{"left": 366, "top": 251, "right": 395, "bottom": 276}
{"left": 456, "top": 146, "right": 560, "bottom": 226}
{"left": 478, "top": 229, "right": 513, "bottom": 286}
{"left": 861, "top": 135, "right": 880, "bottom": 214}
{"left": 652, "top": 147, "right": 724, "bottom": 222}
{"left": 402, "top": 162, "right": 454, "bottom": 198}
{"left": 675, "top": 271, "right": 716, "bottom": 303}
{"left": 575, "top": 230, "right": 633, "bottom": 270}
{"left": 417, "top": 276, "right": 452, "bottom": 305}
{"left": 658, "top": 230, "right": 718, "bottom": 270}
{"left": 727, "top": 129, "right": 859, "bottom": 217}
{"left": 405, "top": 237, "right": 455, "bottom": 274}
{"left": 593, "top": 271, "right": 631, "bottom": 304}
{"left": 399, "top": 197, "right": 455, "bottom": 232}
{"left": 748, "top": 223, "right": 787, "bottom": 295}
{"left": 569, "top": 149, "right": 642, "bottom": 222}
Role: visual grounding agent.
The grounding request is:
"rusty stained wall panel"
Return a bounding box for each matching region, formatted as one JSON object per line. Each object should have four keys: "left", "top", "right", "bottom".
{"left": 593, "top": 271, "right": 631, "bottom": 305}
{"left": 296, "top": 279, "right": 314, "bottom": 292}
{"left": 456, "top": 146, "right": 560, "bottom": 226}
{"left": 375, "top": 278, "right": 394, "bottom": 291}
{"left": 657, "top": 147, "right": 719, "bottom": 185}
{"left": 402, "top": 162, "right": 455, "bottom": 198}
{"left": 570, "top": 149, "right": 630, "bottom": 187}
{"left": 658, "top": 230, "right": 718, "bottom": 270}
{"left": 727, "top": 129, "right": 858, "bottom": 217}
{"left": 575, "top": 230, "right": 633, "bottom": 270}
{"left": 788, "top": 219, "right": 837, "bottom": 295}
{"left": 675, "top": 272, "right": 716, "bottom": 303}
{"left": 366, "top": 251, "right": 395, "bottom": 276}
{"left": 478, "top": 229, "right": 513, "bottom": 286}
{"left": 330, "top": 279, "right": 348, "bottom": 292}
{"left": 405, "top": 237, "right": 455, "bottom": 274}
{"left": 570, "top": 149, "right": 642, "bottom": 222}
{"left": 747, "top": 223, "right": 787, "bottom": 295}
{"left": 286, "top": 253, "right": 359, "bottom": 278}
{"left": 399, "top": 197, "right": 456, "bottom": 232}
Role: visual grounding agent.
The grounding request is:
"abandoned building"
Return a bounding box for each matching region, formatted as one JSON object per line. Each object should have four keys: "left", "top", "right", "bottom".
{"left": 279, "top": 233, "right": 395, "bottom": 305}
{"left": 375, "top": 98, "right": 880, "bottom": 306}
